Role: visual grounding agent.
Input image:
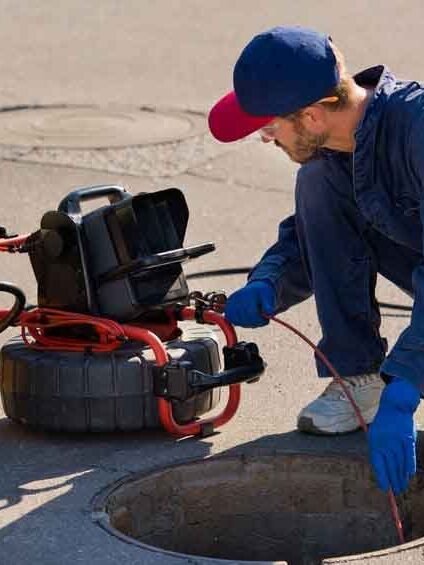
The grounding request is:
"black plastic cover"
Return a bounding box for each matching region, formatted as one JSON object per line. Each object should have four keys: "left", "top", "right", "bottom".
{"left": 28, "top": 185, "right": 214, "bottom": 321}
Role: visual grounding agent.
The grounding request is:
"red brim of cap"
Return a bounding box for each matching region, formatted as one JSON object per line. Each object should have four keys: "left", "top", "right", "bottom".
{"left": 208, "top": 91, "right": 274, "bottom": 142}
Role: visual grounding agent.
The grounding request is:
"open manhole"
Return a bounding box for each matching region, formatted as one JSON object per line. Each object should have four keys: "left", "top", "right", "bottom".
{"left": 96, "top": 453, "right": 424, "bottom": 564}
{"left": 0, "top": 105, "right": 205, "bottom": 148}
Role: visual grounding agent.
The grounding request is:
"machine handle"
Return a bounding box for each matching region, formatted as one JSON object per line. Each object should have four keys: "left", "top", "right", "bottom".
{"left": 98, "top": 243, "right": 216, "bottom": 284}
{"left": 58, "top": 185, "right": 131, "bottom": 218}
{"left": 154, "top": 342, "right": 265, "bottom": 401}
{"left": 190, "top": 363, "right": 263, "bottom": 392}
{"left": 191, "top": 341, "right": 265, "bottom": 391}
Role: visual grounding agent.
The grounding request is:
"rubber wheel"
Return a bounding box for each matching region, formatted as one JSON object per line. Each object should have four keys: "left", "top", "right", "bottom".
{"left": 0, "top": 336, "right": 221, "bottom": 432}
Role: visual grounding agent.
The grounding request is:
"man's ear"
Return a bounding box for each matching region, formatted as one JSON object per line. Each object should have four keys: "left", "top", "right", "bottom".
{"left": 300, "top": 105, "right": 328, "bottom": 132}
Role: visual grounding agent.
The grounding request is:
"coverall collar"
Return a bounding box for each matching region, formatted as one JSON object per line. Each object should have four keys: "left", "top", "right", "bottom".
{"left": 354, "top": 65, "right": 397, "bottom": 143}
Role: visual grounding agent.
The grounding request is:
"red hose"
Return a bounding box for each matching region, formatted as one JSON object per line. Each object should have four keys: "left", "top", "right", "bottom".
{"left": 266, "top": 314, "right": 405, "bottom": 545}
{"left": 0, "top": 234, "right": 31, "bottom": 252}
{"left": 19, "top": 308, "right": 126, "bottom": 351}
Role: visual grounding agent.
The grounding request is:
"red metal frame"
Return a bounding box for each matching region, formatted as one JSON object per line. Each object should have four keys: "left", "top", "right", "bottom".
{"left": 9, "top": 305, "right": 241, "bottom": 438}
{"left": 155, "top": 306, "right": 241, "bottom": 437}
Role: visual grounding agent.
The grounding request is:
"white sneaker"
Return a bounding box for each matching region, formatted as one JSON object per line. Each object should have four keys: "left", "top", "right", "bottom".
{"left": 297, "top": 373, "right": 385, "bottom": 435}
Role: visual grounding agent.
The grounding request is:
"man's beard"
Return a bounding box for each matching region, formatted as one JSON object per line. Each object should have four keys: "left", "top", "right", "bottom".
{"left": 275, "top": 120, "right": 329, "bottom": 164}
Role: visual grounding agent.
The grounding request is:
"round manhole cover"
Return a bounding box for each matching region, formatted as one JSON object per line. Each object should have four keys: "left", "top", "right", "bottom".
{"left": 0, "top": 105, "right": 204, "bottom": 148}
{"left": 96, "top": 453, "right": 424, "bottom": 564}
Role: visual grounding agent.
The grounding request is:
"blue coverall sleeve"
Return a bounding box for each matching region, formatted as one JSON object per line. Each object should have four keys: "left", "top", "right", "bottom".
{"left": 247, "top": 214, "right": 312, "bottom": 312}
{"left": 381, "top": 116, "right": 424, "bottom": 392}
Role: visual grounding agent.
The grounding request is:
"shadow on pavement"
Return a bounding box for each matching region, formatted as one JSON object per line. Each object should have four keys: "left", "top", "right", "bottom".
{"left": 1, "top": 414, "right": 423, "bottom": 565}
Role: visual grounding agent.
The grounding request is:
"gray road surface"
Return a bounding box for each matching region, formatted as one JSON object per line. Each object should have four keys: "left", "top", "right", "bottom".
{"left": 0, "top": 2, "right": 422, "bottom": 564}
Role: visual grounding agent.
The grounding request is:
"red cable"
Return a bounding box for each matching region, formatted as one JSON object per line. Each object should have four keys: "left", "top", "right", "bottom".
{"left": 19, "top": 308, "right": 127, "bottom": 352}
{"left": 15, "top": 309, "right": 169, "bottom": 369}
{"left": 265, "top": 314, "right": 405, "bottom": 545}
{"left": 0, "top": 234, "right": 31, "bottom": 252}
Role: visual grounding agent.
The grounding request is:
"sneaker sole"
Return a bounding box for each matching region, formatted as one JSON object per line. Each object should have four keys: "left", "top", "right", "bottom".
{"left": 297, "top": 396, "right": 381, "bottom": 435}
{"left": 297, "top": 416, "right": 363, "bottom": 435}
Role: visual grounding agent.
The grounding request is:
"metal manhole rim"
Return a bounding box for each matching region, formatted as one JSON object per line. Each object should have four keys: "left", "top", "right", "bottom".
{"left": 90, "top": 451, "right": 422, "bottom": 564}
{"left": 0, "top": 103, "right": 208, "bottom": 150}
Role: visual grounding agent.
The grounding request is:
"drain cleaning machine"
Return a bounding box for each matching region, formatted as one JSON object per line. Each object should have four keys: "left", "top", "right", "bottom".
{"left": 0, "top": 184, "right": 265, "bottom": 436}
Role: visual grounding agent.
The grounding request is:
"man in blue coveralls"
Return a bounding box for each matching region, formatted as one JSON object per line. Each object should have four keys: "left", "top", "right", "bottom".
{"left": 208, "top": 25, "right": 423, "bottom": 496}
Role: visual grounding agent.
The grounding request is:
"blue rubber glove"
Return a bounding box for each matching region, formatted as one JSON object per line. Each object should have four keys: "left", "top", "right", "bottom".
{"left": 224, "top": 281, "right": 276, "bottom": 327}
{"left": 368, "top": 377, "right": 421, "bottom": 495}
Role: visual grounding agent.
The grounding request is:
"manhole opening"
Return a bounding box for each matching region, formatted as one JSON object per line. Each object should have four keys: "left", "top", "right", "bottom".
{"left": 102, "top": 453, "right": 424, "bottom": 564}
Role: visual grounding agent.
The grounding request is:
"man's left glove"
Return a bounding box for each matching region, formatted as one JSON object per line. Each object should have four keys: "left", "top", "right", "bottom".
{"left": 368, "top": 377, "right": 421, "bottom": 495}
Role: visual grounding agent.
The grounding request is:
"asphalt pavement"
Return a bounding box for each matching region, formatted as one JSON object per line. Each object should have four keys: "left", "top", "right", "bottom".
{"left": 0, "top": 2, "right": 423, "bottom": 564}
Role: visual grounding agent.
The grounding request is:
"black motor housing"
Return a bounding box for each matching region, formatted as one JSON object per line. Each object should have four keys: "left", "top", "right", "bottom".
{"left": 28, "top": 185, "right": 214, "bottom": 321}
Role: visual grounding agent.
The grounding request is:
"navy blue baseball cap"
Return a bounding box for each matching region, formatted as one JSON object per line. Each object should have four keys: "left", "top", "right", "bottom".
{"left": 208, "top": 26, "right": 339, "bottom": 142}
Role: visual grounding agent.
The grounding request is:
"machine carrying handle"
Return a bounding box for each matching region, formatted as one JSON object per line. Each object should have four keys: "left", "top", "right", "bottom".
{"left": 191, "top": 342, "right": 265, "bottom": 391}
{"left": 153, "top": 342, "right": 265, "bottom": 401}
{"left": 189, "top": 365, "right": 261, "bottom": 392}
{"left": 58, "top": 185, "right": 131, "bottom": 218}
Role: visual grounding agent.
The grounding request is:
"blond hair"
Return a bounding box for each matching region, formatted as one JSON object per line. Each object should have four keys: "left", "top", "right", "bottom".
{"left": 319, "top": 42, "right": 355, "bottom": 111}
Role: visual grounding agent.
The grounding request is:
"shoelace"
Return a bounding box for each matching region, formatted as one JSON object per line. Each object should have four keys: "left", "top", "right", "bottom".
{"left": 345, "top": 373, "right": 382, "bottom": 387}
{"left": 321, "top": 379, "right": 352, "bottom": 399}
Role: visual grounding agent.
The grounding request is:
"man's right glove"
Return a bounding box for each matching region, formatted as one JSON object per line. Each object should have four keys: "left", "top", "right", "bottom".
{"left": 368, "top": 377, "right": 421, "bottom": 495}
{"left": 224, "top": 280, "right": 276, "bottom": 327}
